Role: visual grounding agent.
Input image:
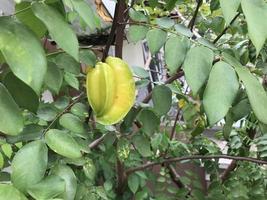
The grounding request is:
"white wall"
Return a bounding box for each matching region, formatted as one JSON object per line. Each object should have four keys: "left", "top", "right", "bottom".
{"left": 0, "top": 0, "right": 14, "bottom": 16}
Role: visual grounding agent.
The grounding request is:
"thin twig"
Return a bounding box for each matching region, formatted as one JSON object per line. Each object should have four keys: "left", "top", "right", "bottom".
{"left": 126, "top": 155, "right": 267, "bottom": 175}
{"left": 13, "top": 6, "right": 31, "bottom": 16}
{"left": 170, "top": 109, "right": 181, "bottom": 140}
{"left": 102, "top": 2, "right": 120, "bottom": 61}
{"left": 42, "top": 92, "right": 84, "bottom": 135}
{"left": 213, "top": 13, "right": 241, "bottom": 44}
{"left": 188, "top": 0, "right": 203, "bottom": 31}
{"left": 89, "top": 134, "right": 106, "bottom": 149}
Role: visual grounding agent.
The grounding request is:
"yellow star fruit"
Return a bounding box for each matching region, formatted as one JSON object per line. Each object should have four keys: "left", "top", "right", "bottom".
{"left": 86, "top": 56, "right": 136, "bottom": 125}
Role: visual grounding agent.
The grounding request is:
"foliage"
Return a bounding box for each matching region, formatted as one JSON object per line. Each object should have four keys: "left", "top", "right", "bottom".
{"left": 0, "top": 0, "right": 267, "bottom": 199}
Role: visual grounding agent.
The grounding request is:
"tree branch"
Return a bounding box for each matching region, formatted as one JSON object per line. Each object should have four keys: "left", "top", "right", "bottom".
{"left": 188, "top": 0, "right": 203, "bottom": 31}
{"left": 126, "top": 155, "right": 267, "bottom": 175}
{"left": 213, "top": 12, "right": 240, "bottom": 44}
{"left": 102, "top": 2, "right": 120, "bottom": 61}
{"left": 89, "top": 134, "right": 106, "bottom": 149}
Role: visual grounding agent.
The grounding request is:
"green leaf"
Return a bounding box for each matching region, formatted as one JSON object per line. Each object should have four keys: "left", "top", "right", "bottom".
{"left": 55, "top": 53, "right": 80, "bottom": 75}
{"left": 4, "top": 72, "right": 39, "bottom": 113}
{"left": 45, "top": 129, "right": 82, "bottom": 158}
{"left": 0, "top": 17, "right": 47, "bottom": 94}
{"left": 156, "top": 17, "right": 175, "bottom": 29}
{"left": 32, "top": 2, "right": 79, "bottom": 60}
{"left": 64, "top": 72, "right": 79, "bottom": 90}
{"left": 79, "top": 49, "right": 97, "bottom": 66}
{"left": 165, "top": 36, "right": 188, "bottom": 74}
{"left": 138, "top": 109, "right": 160, "bottom": 136}
{"left": 127, "top": 25, "right": 149, "bottom": 43}
{"left": 0, "top": 153, "right": 4, "bottom": 169}
{"left": 44, "top": 62, "right": 63, "bottom": 94}
{"left": 129, "top": 9, "right": 148, "bottom": 22}
{"left": 0, "top": 83, "right": 23, "bottom": 135}
{"left": 128, "top": 174, "right": 139, "bottom": 194}
{"left": 174, "top": 24, "right": 193, "bottom": 38}
{"left": 203, "top": 61, "right": 239, "bottom": 125}
{"left": 132, "top": 135, "right": 152, "bottom": 157}
{"left": 132, "top": 66, "right": 149, "bottom": 78}
{"left": 11, "top": 140, "right": 48, "bottom": 193}
{"left": 146, "top": 29, "right": 167, "bottom": 55}
{"left": 37, "top": 103, "right": 58, "bottom": 122}
{"left": 235, "top": 67, "right": 267, "bottom": 124}
{"left": 152, "top": 85, "right": 172, "bottom": 116}
{"left": 1, "top": 144, "right": 12, "bottom": 159}
{"left": 71, "top": 103, "right": 89, "bottom": 118}
{"left": 165, "top": 0, "right": 178, "bottom": 10}
{"left": 183, "top": 46, "right": 214, "bottom": 95}
{"left": 241, "top": 0, "right": 267, "bottom": 54}
{"left": 27, "top": 175, "right": 65, "bottom": 199}
{"left": 59, "top": 113, "right": 87, "bottom": 135}
{"left": 223, "top": 53, "right": 267, "bottom": 124}
{"left": 15, "top": 2, "right": 47, "bottom": 38}
{"left": 51, "top": 164, "right": 77, "bottom": 200}
{"left": 70, "top": 0, "right": 99, "bottom": 30}
{"left": 0, "top": 184, "right": 27, "bottom": 200}
{"left": 6, "top": 124, "right": 43, "bottom": 144}
{"left": 219, "top": 0, "right": 241, "bottom": 25}
{"left": 83, "top": 159, "right": 96, "bottom": 181}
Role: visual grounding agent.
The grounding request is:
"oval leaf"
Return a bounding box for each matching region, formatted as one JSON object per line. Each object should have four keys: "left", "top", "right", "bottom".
{"left": 219, "top": 0, "right": 241, "bottom": 25}
{"left": 45, "top": 129, "right": 82, "bottom": 158}
{"left": 132, "top": 135, "right": 152, "bottom": 157}
{"left": 165, "top": 36, "right": 188, "bottom": 74}
{"left": 0, "top": 17, "right": 47, "bottom": 94}
{"left": 70, "top": 0, "right": 99, "bottom": 30}
{"left": 59, "top": 113, "right": 87, "bottom": 136}
{"left": 0, "top": 83, "right": 24, "bottom": 135}
{"left": 4, "top": 72, "right": 39, "bottom": 113}
{"left": 152, "top": 85, "right": 172, "bottom": 116}
{"left": 127, "top": 25, "right": 149, "bottom": 43}
{"left": 146, "top": 29, "right": 167, "bottom": 55}
{"left": 0, "top": 184, "right": 27, "bottom": 200}
{"left": 183, "top": 46, "right": 214, "bottom": 95}
{"left": 235, "top": 67, "right": 267, "bottom": 124}
{"left": 32, "top": 2, "right": 79, "bottom": 60}
{"left": 51, "top": 164, "right": 77, "bottom": 200}
{"left": 138, "top": 109, "right": 160, "bottom": 136}
{"left": 27, "top": 175, "right": 65, "bottom": 200}
{"left": 241, "top": 0, "right": 267, "bottom": 54}
{"left": 203, "top": 61, "right": 239, "bottom": 125}
{"left": 11, "top": 140, "right": 48, "bottom": 192}
{"left": 44, "top": 62, "right": 63, "bottom": 94}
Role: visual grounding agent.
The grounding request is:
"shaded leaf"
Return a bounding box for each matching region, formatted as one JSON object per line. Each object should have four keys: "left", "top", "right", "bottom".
{"left": 4, "top": 72, "right": 39, "bottom": 113}
{"left": 27, "top": 175, "right": 65, "bottom": 200}
{"left": 55, "top": 53, "right": 80, "bottom": 75}
{"left": 15, "top": 2, "right": 47, "bottom": 38}
{"left": 64, "top": 72, "right": 79, "bottom": 90}
{"left": 129, "top": 9, "right": 148, "bottom": 22}
{"left": 44, "top": 62, "right": 63, "bottom": 94}
{"left": 0, "top": 83, "right": 23, "bottom": 135}
{"left": 152, "top": 85, "right": 172, "bottom": 116}
{"left": 132, "top": 135, "right": 152, "bottom": 157}
{"left": 128, "top": 174, "right": 139, "bottom": 194}
{"left": 51, "top": 164, "right": 77, "bottom": 200}
{"left": 79, "top": 49, "right": 97, "bottom": 66}
{"left": 132, "top": 66, "right": 149, "bottom": 78}
{"left": 70, "top": 0, "right": 99, "bottom": 30}
{"left": 138, "top": 109, "right": 160, "bottom": 136}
